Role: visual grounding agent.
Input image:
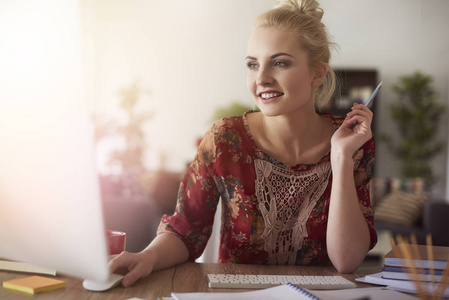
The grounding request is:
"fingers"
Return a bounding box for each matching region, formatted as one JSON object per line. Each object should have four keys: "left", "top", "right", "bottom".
{"left": 346, "top": 103, "right": 372, "bottom": 129}
{"left": 350, "top": 103, "right": 373, "bottom": 118}
{"left": 108, "top": 251, "right": 154, "bottom": 288}
{"left": 332, "top": 103, "right": 374, "bottom": 156}
{"left": 122, "top": 262, "right": 152, "bottom": 287}
{"left": 109, "top": 251, "right": 131, "bottom": 274}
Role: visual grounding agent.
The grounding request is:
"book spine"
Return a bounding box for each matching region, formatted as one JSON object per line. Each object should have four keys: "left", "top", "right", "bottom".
{"left": 384, "top": 258, "right": 447, "bottom": 269}
{"left": 382, "top": 271, "right": 443, "bottom": 282}
{"left": 382, "top": 266, "right": 444, "bottom": 275}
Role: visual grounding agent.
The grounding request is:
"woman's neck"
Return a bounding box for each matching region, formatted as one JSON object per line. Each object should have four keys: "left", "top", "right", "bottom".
{"left": 251, "top": 109, "right": 334, "bottom": 166}
{"left": 264, "top": 110, "right": 321, "bottom": 141}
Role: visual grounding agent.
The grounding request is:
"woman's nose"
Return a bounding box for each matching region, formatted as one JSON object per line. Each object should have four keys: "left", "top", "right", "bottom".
{"left": 256, "top": 67, "right": 273, "bottom": 85}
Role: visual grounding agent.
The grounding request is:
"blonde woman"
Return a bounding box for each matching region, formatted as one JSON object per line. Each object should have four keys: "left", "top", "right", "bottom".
{"left": 110, "top": 0, "right": 376, "bottom": 287}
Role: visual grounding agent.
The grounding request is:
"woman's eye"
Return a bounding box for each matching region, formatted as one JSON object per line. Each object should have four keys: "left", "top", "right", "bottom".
{"left": 274, "top": 61, "right": 288, "bottom": 67}
{"left": 247, "top": 62, "right": 258, "bottom": 70}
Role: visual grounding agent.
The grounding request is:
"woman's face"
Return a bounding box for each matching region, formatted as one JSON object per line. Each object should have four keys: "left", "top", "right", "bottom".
{"left": 246, "top": 27, "right": 323, "bottom": 117}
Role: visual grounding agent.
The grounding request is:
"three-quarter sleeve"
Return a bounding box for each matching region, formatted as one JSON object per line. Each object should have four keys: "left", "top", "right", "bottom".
{"left": 157, "top": 123, "right": 221, "bottom": 260}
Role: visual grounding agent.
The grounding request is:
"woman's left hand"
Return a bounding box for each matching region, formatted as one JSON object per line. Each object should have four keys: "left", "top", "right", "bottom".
{"left": 331, "top": 103, "right": 373, "bottom": 157}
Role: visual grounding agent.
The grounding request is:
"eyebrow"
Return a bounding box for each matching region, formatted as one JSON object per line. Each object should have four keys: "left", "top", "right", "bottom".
{"left": 245, "top": 52, "right": 294, "bottom": 60}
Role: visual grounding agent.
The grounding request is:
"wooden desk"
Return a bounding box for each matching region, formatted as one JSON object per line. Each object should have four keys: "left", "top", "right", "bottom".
{"left": 0, "top": 262, "right": 380, "bottom": 300}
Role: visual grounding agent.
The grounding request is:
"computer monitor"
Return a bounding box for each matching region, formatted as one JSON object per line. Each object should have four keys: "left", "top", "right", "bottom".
{"left": 0, "top": 98, "right": 110, "bottom": 282}
{"left": 0, "top": 1, "right": 110, "bottom": 282}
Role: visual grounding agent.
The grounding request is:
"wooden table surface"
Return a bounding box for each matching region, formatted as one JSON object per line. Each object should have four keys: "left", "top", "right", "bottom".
{"left": 0, "top": 262, "right": 381, "bottom": 300}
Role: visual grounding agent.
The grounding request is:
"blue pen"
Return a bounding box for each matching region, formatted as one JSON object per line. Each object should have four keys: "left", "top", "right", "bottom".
{"left": 364, "top": 81, "right": 383, "bottom": 108}
{"left": 350, "top": 81, "right": 382, "bottom": 129}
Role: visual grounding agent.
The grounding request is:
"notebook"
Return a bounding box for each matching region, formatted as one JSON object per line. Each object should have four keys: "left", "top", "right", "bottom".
{"left": 170, "top": 283, "right": 417, "bottom": 300}
{"left": 0, "top": 260, "right": 56, "bottom": 276}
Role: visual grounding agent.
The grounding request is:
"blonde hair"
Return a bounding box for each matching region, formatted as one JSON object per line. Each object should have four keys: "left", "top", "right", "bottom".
{"left": 253, "top": 0, "right": 337, "bottom": 110}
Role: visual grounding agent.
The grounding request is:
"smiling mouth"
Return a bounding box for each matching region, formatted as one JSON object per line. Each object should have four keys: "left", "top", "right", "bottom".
{"left": 260, "top": 92, "right": 284, "bottom": 99}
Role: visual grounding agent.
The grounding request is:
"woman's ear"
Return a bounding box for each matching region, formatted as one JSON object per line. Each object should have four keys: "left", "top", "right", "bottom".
{"left": 312, "top": 63, "right": 327, "bottom": 87}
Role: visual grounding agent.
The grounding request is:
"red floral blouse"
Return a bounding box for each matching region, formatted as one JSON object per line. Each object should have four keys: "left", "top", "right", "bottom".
{"left": 157, "top": 111, "right": 377, "bottom": 265}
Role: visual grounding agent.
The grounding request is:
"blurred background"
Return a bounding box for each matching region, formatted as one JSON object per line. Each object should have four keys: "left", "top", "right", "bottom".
{"left": 79, "top": 0, "right": 449, "bottom": 196}
{"left": 1, "top": 0, "right": 448, "bottom": 252}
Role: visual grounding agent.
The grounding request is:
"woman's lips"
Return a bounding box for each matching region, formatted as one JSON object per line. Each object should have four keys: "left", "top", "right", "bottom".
{"left": 259, "top": 92, "right": 284, "bottom": 103}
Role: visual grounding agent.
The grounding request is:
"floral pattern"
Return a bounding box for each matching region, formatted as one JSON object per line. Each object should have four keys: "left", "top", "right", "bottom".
{"left": 158, "top": 111, "right": 377, "bottom": 265}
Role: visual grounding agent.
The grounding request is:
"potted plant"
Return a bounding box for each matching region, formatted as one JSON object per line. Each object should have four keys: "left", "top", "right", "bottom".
{"left": 93, "top": 82, "right": 153, "bottom": 174}
{"left": 381, "top": 71, "right": 446, "bottom": 184}
{"left": 92, "top": 82, "right": 156, "bottom": 203}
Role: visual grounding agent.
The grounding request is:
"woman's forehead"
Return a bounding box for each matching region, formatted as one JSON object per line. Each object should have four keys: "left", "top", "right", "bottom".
{"left": 247, "top": 27, "right": 303, "bottom": 57}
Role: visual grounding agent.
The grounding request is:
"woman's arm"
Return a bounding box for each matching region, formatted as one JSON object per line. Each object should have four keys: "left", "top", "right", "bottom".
{"left": 109, "top": 232, "right": 189, "bottom": 287}
{"left": 110, "top": 121, "right": 224, "bottom": 287}
{"left": 327, "top": 103, "right": 374, "bottom": 273}
{"left": 327, "top": 153, "right": 371, "bottom": 273}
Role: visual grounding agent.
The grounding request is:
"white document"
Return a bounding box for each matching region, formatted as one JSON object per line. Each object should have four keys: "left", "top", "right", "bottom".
{"left": 357, "top": 272, "right": 449, "bottom": 297}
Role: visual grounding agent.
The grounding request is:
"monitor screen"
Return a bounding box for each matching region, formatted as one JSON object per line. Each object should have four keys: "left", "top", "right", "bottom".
{"left": 0, "top": 0, "right": 110, "bottom": 282}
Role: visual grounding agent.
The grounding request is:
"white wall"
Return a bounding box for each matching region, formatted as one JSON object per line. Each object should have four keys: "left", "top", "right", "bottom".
{"left": 81, "top": 0, "right": 449, "bottom": 199}
{"left": 81, "top": 0, "right": 273, "bottom": 172}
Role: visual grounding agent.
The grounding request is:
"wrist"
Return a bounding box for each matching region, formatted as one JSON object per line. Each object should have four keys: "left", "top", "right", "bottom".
{"left": 139, "top": 247, "right": 158, "bottom": 269}
{"left": 330, "top": 150, "right": 354, "bottom": 170}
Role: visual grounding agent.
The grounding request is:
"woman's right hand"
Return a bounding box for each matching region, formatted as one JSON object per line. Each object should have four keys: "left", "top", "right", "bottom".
{"left": 109, "top": 250, "right": 155, "bottom": 287}
{"left": 109, "top": 232, "right": 190, "bottom": 287}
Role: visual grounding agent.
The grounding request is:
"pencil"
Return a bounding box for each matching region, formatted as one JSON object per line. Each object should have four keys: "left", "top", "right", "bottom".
{"left": 396, "top": 235, "right": 428, "bottom": 300}
{"left": 434, "top": 254, "right": 449, "bottom": 299}
{"left": 426, "top": 235, "right": 437, "bottom": 300}
{"left": 393, "top": 234, "right": 449, "bottom": 300}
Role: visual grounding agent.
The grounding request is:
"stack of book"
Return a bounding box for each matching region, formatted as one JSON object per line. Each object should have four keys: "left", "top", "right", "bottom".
{"left": 358, "top": 241, "right": 449, "bottom": 299}
{"left": 381, "top": 244, "right": 448, "bottom": 282}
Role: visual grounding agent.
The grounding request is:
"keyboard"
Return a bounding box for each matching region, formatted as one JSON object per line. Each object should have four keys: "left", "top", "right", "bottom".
{"left": 207, "top": 274, "right": 356, "bottom": 290}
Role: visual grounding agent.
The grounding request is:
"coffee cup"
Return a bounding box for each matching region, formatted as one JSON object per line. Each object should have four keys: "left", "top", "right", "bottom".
{"left": 106, "top": 230, "right": 126, "bottom": 255}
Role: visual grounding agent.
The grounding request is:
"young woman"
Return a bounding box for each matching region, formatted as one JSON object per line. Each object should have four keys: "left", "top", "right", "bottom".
{"left": 110, "top": 0, "right": 376, "bottom": 287}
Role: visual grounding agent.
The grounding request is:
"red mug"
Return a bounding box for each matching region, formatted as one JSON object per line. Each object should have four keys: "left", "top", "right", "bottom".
{"left": 106, "top": 230, "right": 126, "bottom": 255}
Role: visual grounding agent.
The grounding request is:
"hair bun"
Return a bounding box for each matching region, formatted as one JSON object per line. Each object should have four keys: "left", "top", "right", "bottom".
{"left": 276, "top": 0, "right": 324, "bottom": 21}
